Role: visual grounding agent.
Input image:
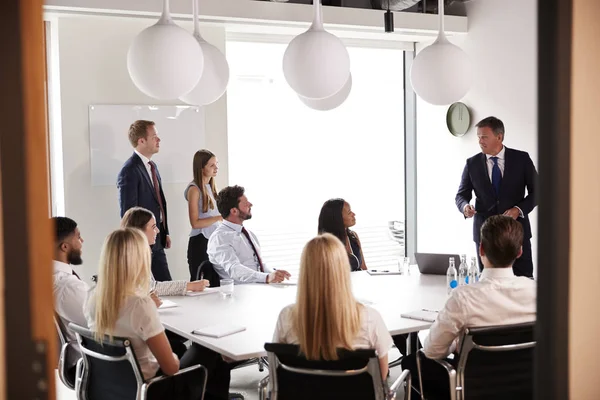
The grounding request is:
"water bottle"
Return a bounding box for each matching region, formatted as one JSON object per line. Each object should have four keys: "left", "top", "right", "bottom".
{"left": 458, "top": 254, "right": 468, "bottom": 286}
{"left": 447, "top": 257, "right": 458, "bottom": 294}
{"left": 468, "top": 256, "right": 479, "bottom": 284}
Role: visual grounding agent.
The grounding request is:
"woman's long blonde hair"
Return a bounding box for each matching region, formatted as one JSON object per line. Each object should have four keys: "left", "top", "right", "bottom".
{"left": 293, "top": 233, "right": 362, "bottom": 360}
{"left": 93, "top": 228, "right": 152, "bottom": 341}
{"left": 192, "top": 149, "right": 218, "bottom": 213}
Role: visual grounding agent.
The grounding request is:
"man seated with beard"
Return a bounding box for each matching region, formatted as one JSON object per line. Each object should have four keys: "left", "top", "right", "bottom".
{"left": 52, "top": 217, "right": 88, "bottom": 376}
{"left": 207, "top": 185, "right": 291, "bottom": 284}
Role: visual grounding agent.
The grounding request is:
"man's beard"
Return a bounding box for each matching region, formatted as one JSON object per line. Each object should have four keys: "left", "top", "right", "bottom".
{"left": 239, "top": 210, "right": 252, "bottom": 221}
{"left": 67, "top": 250, "right": 83, "bottom": 265}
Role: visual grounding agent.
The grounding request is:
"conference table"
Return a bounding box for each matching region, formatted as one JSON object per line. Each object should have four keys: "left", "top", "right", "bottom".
{"left": 158, "top": 270, "right": 448, "bottom": 361}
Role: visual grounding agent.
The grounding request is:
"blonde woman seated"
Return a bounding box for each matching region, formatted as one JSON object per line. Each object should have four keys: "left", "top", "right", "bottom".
{"left": 84, "top": 228, "right": 205, "bottom": 399}
{"left": 121, "top": 207, "right": 209, "bottom": 296}
{"left": 273, "top": 233, "right": 393, "bottom": 379}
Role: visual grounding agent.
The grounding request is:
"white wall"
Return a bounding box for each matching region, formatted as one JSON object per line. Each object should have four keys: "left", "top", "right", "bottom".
{"left": 416, "top": 0, "right": 538, "bottom": 271}
{"left": 56, "top": 17, "right": 228, "bottom": 282}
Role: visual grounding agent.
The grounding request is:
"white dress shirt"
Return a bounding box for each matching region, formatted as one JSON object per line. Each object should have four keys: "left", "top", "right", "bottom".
{"left": 207, "top": 220, "right": 271, "bottom": 284}
{"left": 423, "top": 267, "right": 536, "bottom": 359}
{"left": 134, "top": 149, "right": 154, "bottom": 187}
{"left": 53, "top": 260, "right": 89, "bottom": 367}
{"left": 53, "top": 261, "right": 89, "bottom": 334}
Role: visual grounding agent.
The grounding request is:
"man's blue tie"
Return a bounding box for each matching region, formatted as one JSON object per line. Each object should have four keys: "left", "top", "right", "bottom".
{"left": 491, "top": 156, "right": 502, "bottom": 197}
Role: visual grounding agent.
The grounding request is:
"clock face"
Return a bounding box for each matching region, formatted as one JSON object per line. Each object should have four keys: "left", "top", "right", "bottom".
{"left": 446, "top": 102, "right": 471, "bottom": 137}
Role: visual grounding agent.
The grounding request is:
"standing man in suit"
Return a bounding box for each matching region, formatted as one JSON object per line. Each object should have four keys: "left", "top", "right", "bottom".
{"left": 455, "top": 116, "right": 538, "bottom": 277}
{"left": 117, "top": 120, "right": 172, "bottom": 281}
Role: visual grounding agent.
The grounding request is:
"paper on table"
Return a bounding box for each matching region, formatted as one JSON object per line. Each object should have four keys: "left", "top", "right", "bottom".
{"left": 271, "top": 276, "right": 298, "bottom": 285}
{"left": 192, "top": 324, "right": 246, "bottom": 338}
{"left": 356, "top": 297, "right": 375, "bottom": 306}
{"left": 158, "top": 299, "right": 178, "bottom": 309}
{"left": 400, "top": 309, "right": 439, "bottom": 323}
{"left": 186, "top": 287, "right": 220, "bottom": 296}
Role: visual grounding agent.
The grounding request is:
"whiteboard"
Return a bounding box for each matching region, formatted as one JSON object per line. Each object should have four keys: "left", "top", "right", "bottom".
{"left": 88, "top": 104, "right": 205, "bottom": 186}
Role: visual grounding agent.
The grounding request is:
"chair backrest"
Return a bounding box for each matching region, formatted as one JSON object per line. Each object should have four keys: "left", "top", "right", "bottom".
{"left": 196, "top": 260, "right": 221, "bottom": 287}
{"left": 69, "top": 323, "right": 145, "bottom": 400}
{"left": 264, "top": 343, "right": 387, "bottom": 400}
{"left": 457, "top": 322, "right": 535, "bottom": 400}
{"left": 55, "top": 315, "right": 78, "bottom": 389}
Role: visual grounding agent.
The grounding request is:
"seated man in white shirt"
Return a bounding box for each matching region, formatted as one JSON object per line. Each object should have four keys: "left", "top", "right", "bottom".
{"left": 52, "top": 217, "right": 88, "bottom": 374}
{"left": 401, "top": 215, "right": 536, "bottom": 399}
{"left": 207, "top": 185, "right": 291, "bottom": 284}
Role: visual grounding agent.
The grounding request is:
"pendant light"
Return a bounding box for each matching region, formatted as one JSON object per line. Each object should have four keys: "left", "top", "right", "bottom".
{"left": 180, "top": 0, "right": 230, "bottom": 106}
{"left": 410, "top": 0, "right": 471, "bottom": 105}
{"left": 282, "top": 0, "right": 350, "bottom": 99}
{"left": 127, "top": 0, "right": 204, "bottom": 100}
{"left": 299, "top": 74, "right": 352, "bottom": 111}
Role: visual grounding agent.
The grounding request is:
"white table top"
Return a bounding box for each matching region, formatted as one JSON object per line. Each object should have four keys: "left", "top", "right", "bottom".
{"left": 159, "top": 270, "right": 447, "bottom": 361}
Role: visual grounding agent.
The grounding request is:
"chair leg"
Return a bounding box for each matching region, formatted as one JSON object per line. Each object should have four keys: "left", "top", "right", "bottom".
{"left": 415, "top": 353, "right": 425, "bottom": 400}
{"left": 258, "top": 356, "right": 268, "bottom": 372}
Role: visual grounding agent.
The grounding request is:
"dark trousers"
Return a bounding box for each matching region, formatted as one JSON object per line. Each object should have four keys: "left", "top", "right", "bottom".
{"left": 149, "top": 344, "right": 231, "bottom": 400}
{"left": 392, "top": 333, "right": 421, "bottom": 356}
{"left": 475, "top": 237, "right": 533, "bottom": 278}
{"left": 152, "top": 238, "right": 172, "bottom": 282}
{"left": 188, "top": 234, "right": 209, "bottom": 281}
{"left": 401, "top": 353, "right": 457, "bottom": 400}
{"left": 166, "top": 330, "right": 188, "bottom": 359}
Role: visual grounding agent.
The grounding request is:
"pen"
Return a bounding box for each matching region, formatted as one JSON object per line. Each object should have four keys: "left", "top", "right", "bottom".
{"left": 422, "top": 308, "right": 438, "bottom": 313}
{"left": 200, "top": 272, "right": 204, "bottom": 280}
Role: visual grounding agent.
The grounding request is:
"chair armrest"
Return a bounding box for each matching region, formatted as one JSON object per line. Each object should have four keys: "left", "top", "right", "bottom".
{"left": 145, "top": 364, "right": 206, "bottom": 386}
{"left": 388, "top": 369, "right": 411, "bottom": 400}
{"left": 428, "top": 358, "right": 455, "bottom": 373}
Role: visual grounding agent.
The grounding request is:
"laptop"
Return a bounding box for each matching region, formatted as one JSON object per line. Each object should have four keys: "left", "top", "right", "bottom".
{"left": 414, "top": 253, "right": 460, "bottom": 275}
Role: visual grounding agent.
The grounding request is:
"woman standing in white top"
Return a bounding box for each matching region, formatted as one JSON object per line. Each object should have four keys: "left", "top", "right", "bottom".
{"left": 186, "top": 150, "right": 223, "bottom": 280}
{"left": 272, "top": 233, "right": 393, "bottom": 379}
{"left": 84, "top": 228, "right": 205, "bottom": 399}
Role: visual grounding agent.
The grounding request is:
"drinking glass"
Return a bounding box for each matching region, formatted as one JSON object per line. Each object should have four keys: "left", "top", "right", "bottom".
{"left": 403, "top": 257, "right": 411, "bottom": 275}
{"left": 220, "top": 279, "right": 234, "bottom": 298}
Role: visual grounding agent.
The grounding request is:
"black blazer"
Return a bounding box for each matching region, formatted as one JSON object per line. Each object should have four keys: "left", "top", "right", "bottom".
{"left": 117, "top": 153, "right": 169, "bottom": 244}
{"left": 455, "top": 147, "right": 538, "bottom": 243}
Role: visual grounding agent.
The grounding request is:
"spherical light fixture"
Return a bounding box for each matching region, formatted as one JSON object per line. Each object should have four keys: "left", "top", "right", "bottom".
{"left": 127, "top": 0, "right": 204, "bottom": 100}
{"left": 282, "top": 0, "right": 350, "bottom": 99}
{"left": 298, "top": 74, "right": 352, "bottom": 111}
{"left": 410, "top": 0, "right": 471, "bottom": 106}
{"left": 180, "top": 0, "right": 230, "bottom": 106}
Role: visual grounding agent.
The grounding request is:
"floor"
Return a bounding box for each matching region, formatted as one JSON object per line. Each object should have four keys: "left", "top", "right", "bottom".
{"left": 57, "top": 347, "right": 407, "bottom": 400}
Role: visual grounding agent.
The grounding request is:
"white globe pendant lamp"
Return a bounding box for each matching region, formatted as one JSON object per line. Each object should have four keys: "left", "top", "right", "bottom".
{"left": 410, "top": 0, "right": 471, "bottom": 106}
{"left": 282, "top": 0, "right": 350, "bottom": 99}
{"left": 299, "top": 74, "right": 352, "bottom": 111}
{"left": 127, "top": 0, "right": 204, "bottom": 100}
{"left": 180, "top": 0, "right": 230, "bottom": 106}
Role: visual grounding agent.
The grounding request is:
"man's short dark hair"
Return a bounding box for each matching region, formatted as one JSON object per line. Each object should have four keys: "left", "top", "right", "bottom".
{"left": 480, "top": 215, "right": 523, "bottom": 268}
{"left": 52, "top": 217, "right": 78, "bottom": 244}
{"left": 476, "top": 116, "right": 505, "bottom": 137}
{"left": 217, "top": 185, "right": 245, "bottom": 218}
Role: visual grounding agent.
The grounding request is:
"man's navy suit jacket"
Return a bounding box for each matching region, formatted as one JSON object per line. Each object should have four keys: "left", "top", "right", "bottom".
{"left": 455, "top": 147, "right": 538, "bottom": 243}
{"left": 117, "top": 153, "right": 169, "bottom": 245}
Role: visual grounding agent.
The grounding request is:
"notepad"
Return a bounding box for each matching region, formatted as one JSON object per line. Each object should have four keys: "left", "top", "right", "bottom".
{"left": 158, "top": 299, "right": 178, "bottom": 309}
{"left": 400, "top": 309, "right": 439, "bottom": 322}
{"left": 366, "top": 270, "right": 403, "bottom": 276}
{"left": 186, "top": 287, "right": 220, "bottom": 296}
{"left": 271, "top": 278, "right": 298, "bottom": 286}
{"left": 192, "top": 325, "right": 246, "bottom": 338}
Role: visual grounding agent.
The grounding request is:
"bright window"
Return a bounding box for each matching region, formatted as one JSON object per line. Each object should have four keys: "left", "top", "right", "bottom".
{"left": 227, "top": 40, "right": 405, "bottom": 275}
